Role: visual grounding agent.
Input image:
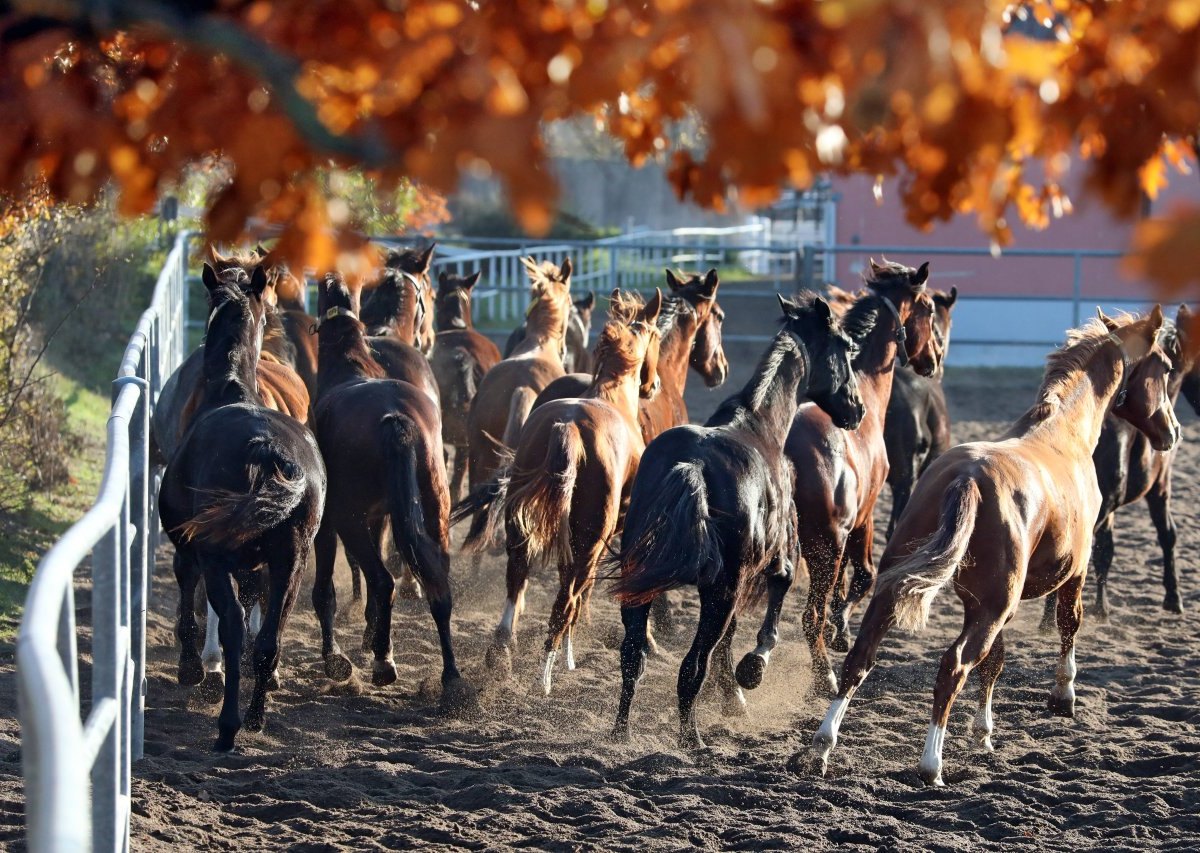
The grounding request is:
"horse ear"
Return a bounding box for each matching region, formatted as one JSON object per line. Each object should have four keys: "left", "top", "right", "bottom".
{"left": 254, "top": 244, "right": 269, "bottom": 259}
{"left": 868, "top": 257, "right": 882, "bottom": 272}
{"left": 466, "top": 270, "right": 482, "bottom": 289}
{"left": 418, "top": 242, "right": 436, "bottom": 272}
{"left": 202, "top": 262, "right": 220, "bottom": 292}
{"left": 1096, "top": 307, "right": 1119, "bottom": 331}
{"left": 578, "top": 290, "right": 596, "bottom": 312}
{"left": 643, "top": 288, "right": 663, "bottom": 324}
{"left": 248, "top": 264, "right": 269, "bottom": 299}
{"left": 913, "top": 261, "right": 930, "bottom": 287}
{"left": 1148, "top": 303, "right": 1165, "bottom": 334}
{"left": 777, "top": 293, "right": 799, "bottom": 319}
{"left": 385, "top": 248, "right": 401, "bottom": 268}
{"left": 560, "top": 256, "right": 573, "bottom": 281}
{"left": 701, "top": 268, "right": 720, "bottom": 297}
{"left": 664, "top": 269, "right": 682, "bottom": 291}
{"left": 947, "top": 285, "right": 958, "bottom": 306}
{"left": 814, "top": 297, "right": 834, "bottom": 325}
{"left": 437, "top": 270, "right": 448, "bottom": 286}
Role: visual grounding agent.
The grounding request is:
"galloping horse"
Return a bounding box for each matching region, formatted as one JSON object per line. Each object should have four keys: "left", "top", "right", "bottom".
{"left": 466, "top": 257, "right": 573, "bottom": 490}
{"left": 454, "top": 291, "right": 663, "bottom": 695}
{"left": 506, "top": 291, "right": 597, "bottom": 374}
{"left": 160, "top": 263, "right": 326, "bottom": 751}
{"left": 610, "top": 294, "right": 865, "bottom": 749}
{"left": 884, "top": 287, "right": 958, "bottom": 538}
{"left": 787, "top": 260, "right": 941, "bottom": 691}
{"left": 812, "top": 307, "right": 1179, "bottom": 786}
{"left": 308, "top": 273, "right": 469, "bottom": 706}
{"left": 429, "top": 270, "right": 503, "bottom": 500}
{"left": 1038, "top": 303, "right": 1200, "bottom": 626}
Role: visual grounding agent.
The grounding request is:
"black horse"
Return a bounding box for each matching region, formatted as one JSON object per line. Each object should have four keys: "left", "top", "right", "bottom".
{"left": 609, "top": 293, "right": 865, "bottom": 749}
{"left": 1040, "top": 304, "right": 1200, "bottom": 628}
{"left": 505, "top": 291, "right": 597, "bottom": 374}
{"left": 159, "top": 263, "right": 326, "bottom": 751}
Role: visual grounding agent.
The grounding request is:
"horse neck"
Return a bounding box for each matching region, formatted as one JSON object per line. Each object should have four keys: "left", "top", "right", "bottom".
{"left": 1017, "top": 346, "right": 1123, "bottom": 452}
{"left": 316, "top": 324, "right": 379, "bottom": 398}
{"left": 722, "top": 336, "right": 808, "bottom": 448}
{"left": 515, "top": 298, "right": 568, "bottom": 359}
{"left": 589, "top": 365, "right": 642, "bottom": 427}
{"left": 437, "top": 293, "right": 473, "bottom": 332}
{"left": 200, "top": 316, "right": 261, "bottom": 409}
{"left": 657, "top": 317, "right": 695, "bottom": 394}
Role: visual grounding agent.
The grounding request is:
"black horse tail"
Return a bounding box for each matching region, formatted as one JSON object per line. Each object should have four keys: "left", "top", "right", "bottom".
{"left": 610, "top": 460, "right": 721, "bottom": 605}
{"left": 874, "top": 475, "right": 980, "bottom": 632}
{"left": 381, "top": 413, "right": 443, "bottom": 575}
{"left": 507, "top": 421, "right": 583, "bottom": 568}
{"left": 177, "top": 438, "right": 306, "bottom": 547}
{"left": 450, "top": 469, "right": 510, "bottom": 553}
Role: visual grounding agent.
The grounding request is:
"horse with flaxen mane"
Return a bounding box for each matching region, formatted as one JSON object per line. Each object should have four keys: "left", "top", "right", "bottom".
{"left": 506, "top": 291, "right": 597, "bottom": 375}
{"left": 453, "top": 290, "right": 664, "bottom": 695}
{"left": 609, "top": 293, "right": 865, "bottom": 749}
{"left": 430, "top": 270, "right": 503, "bottom": 501}
{"left": 787, "top": 259, "right": 942, "bottom": 691}
{"left": 1037, "top": 303, "right": 1200, "bottom": 628}
{"left": 465, "top": 257, "right": 574, "bottom": 490}
{"left": 308, "top": 272, "right": 473, "bottom": 710}
{"left": 159, "top": 263, "right": 326, "bottom": 751}
{"left": 812, "top": 307, "right": 1180, "bottom": 786}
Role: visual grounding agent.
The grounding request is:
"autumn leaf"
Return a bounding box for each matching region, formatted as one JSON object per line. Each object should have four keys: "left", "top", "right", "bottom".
{"left": 1124, "top": 206, "right": 1200, "bottom": 294}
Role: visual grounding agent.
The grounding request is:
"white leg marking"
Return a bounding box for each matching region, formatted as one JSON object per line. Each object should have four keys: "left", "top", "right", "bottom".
{"left": 202, "top": 604, "right": 223, "bottom": 673}
{"left": 497, "top": 599, "right": 517, "bottom": 640}
{"left": 564, "top": 631, "right": 576, "bottom": 671}
{"left": 918, "top": 723, "right": 947, "bottom": 786}
{"left": 1052, "top": 647, "right": 1077, "bottom": 705}
{"left": 973, "top": 695, "right": 995, "bottom": 752}
{"left": 825, "top": 666, "right": 839, "bottom": 695}
{"left": 812, "top": 695, "right": 851, "bottom": 765}
{"left": 540, "top": 650, "right": 557, "bottom": 696}
{"left": 248, "top": 602, "right": 262, "bottom": 641}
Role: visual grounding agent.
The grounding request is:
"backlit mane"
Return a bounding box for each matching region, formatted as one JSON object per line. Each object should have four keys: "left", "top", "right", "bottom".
{"left": 607, "top": 290, "right": 646, "bottom": 324}
{"left": 360, "top": 268, "right": 411, "bottom": 333}
{"left": 522, "top": 258, "right": 571, "bottom": 288}
{"left": 524, "top": 282, "right": 571, "bottom": 341}
{"left": 839, "top": 290, "right": 881, "bottom": 345}
{"left": 592, "top": 321, "right": 644, "bottom": 382}
{"left": 655, "top": 294, "right": 684, "bottom": 336}
{"left": 1028, "top": 313, "right": 1138, "bottom": 422}
{"left": 862, "top": 258, "right": 920, "bottom": 288}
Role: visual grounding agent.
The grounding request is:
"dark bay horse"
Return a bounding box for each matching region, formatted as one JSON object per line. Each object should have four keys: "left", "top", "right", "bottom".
{"left": 429, "top": 270, "right": 503, "bottom": 500}
{"left": 454, "top": 291, "right": 664, "bottom": 695}
{"left": 309, "top": 272, "right": 471, "bottom": 708}
{"left": 1038, "top": 303, "right": 1200, "bottom": 626}
{"left": 787, "top": 260, "right": 941, "bottom": 691}
{"left": 506, "top": 291, "right": 597, "bottom": 374}
{"left": 609, "top": 294, "right": 865, "bottom": 749}
{"left": 466, "top": 257, "right": 574, "bottom": 490}
{"left": 812, "top": 307, "right": 1179, "bottom": 786}
{"left": 159, "top": 263, "right": 326, "bottom": 751}
{"left": 361, "top": 244, "right": 436, "bottom": 353}
{"left": 884, "top": 287, "right": 958, "bottom": 538}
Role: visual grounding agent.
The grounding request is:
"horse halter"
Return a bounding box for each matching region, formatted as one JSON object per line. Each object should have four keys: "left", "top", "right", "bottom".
{"left": 310, "top": 305, "right": 358, "bottom": 333}
{"left": 397, "top": 269, "right": 428, "bottom": 344}
{"left": 1108, "top": 331, "right": 1131, "bottom": 408}
{"left": 877, "top": 294, "right": 909, "bottom": 367}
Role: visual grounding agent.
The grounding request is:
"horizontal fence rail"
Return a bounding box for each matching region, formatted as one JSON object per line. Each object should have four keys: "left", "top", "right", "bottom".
{"left": 18, "top": 231, "right": 192, "bottom": 852}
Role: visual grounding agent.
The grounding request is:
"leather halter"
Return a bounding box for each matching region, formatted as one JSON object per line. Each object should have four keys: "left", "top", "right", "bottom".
{"left": 877, "top": 294, "right": 909, "bottom": 367}
{"left": 310, "top": 305, "right": 358, "bottom": 333}
{"left": 1108, "top": 331, "right": 1131, "bottom": 408}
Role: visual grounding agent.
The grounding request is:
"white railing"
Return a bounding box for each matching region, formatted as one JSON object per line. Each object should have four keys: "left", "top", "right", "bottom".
{"left": 17, "top": 231, "right": 192, "bottom": 852}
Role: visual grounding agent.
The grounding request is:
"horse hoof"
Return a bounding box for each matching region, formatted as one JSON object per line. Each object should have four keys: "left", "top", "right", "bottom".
{"left": 1163, "top": 593, "right": 1184, "bottom": 614}
{"left": 178, "top": 658, "right": 205, "bottom": 687}
{"left": 397, "top": 581, "right": 423, "bottom": 602}
{"left": 243, "top": 711, "right": 265, "bottom": 733}
{"left": 722, "top": 690, "right": 748, "bottom": 718}
{"left": 485, "top": 643, "right": 512, "bottom": 677}
{"left": 679, "top": 731, "right": 708, "bottom": 752}
{"left": 372, "top": 660, "right": 399, "bottom": 687}
{"left": 324, "top": 652, "right": 354, "bottom": 682}
{"left": 610, "top": 723, "right": 631, "bottom": 743}
{"left": 199, "top": 671, "right": 224, "bottom": 705}
{"left": 917, "top": 767, "right": 945, "bottom": 787}
{"left": 1047, "top": 694, "right": 1075, "bottom": 718}
{"left": 440, "top": 677, "right": 480, "bottom": 718}
{"left": 735, "top": 653, "right": 766, "bottom": 690}
{"left": 212, "top": 733, "right": 237, "bottom": 753}
{"left": 830, "top": 633, "right": 850, "bottom": 654}
{"left": 266, "top": 670, "right": 281, "bottom": 692}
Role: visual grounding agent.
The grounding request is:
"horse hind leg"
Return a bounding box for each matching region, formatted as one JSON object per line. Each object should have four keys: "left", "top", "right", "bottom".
{"left": 612, "top": 602, "right": 652, "bottom": 740}
{"left": 1049, "top": 574, "right": 1084, "bottom": 718}
{"left": 832, "top": 525, "right": 871, "bottom": 653}
{"left": 173, "top": 548, "right": 205, "bottom": 687}
{"left": 489, "top": 516, "right": 532, "bottom": 674}
{"left": 972, "top": 631, "right": 1005, "bottom": 752}
{"left": 342, "top": 522, "right": 399, "bottom": 687}
{"left": 678, "top": 583, "right": 736, "bottom": 750}
{"left": 204, "top": 564, "right": 245, "bottom": 752}
{"left": 244, "top": 534, "right": 305, "bottom": 734}
{"left": 712, "top": 616, "right": 746, "bottom": 717}
{"left": 1146, "top": 485, "right": 1183, "bottom": 613}
{"left": 450, "top": 445, "right": 469, "bottom": 503}
{"left": 801, "top": 534, "right": 843, "bottom": 695}
{"left": 1090, "top": 513, "right": 1117, "bottom": 622}
{"left": 312, "top": 520, "right": 353, "bottom": 681}
{"left": 737, "top": 554, "right": 795, "bottom": 690}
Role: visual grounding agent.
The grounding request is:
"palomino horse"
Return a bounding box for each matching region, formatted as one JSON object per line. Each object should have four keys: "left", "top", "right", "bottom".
{"left": 884, "top": 287, "right": 958, "bottom": 538}
{"left": 787, "top": 260, "right": 941, "bottom": 691}
{"left": 506, "top": 291, "right": 597, "bottom": 374}
{"left": 159, "top": 263, "right": 326, "bottom": 751}
{"left": 454, "top": 291, "right": 664, "bottom": 695}
{"left": 812, "top": 307, "right": 1179, "bottom": 786}
{"left": 308, "top": 272, "right": 471, "bottom": 709}
{"left": 466, "top": 257, "right": 574, "bottom": 490}
{"left": 429, "top": 270, "right": 503, "bottom": 501}
{"left": 1038, "top": 303, "right": 1200, "bottom": 626}
{"left": 610, "top": 294, "right": 865, "bottom": 749}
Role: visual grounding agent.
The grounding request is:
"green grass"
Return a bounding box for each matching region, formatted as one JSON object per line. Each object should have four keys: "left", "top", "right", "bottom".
{"left": 0, "top": 371, "right": 108, "bottom": 641}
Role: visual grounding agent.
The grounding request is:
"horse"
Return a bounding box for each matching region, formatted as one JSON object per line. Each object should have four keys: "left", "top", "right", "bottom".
{"left": 308, "top": 271, "right": 471, "bottom": 709}
{"left": 1037, "top": 303, "right": 1200, "bottom": 627}
{"left": 811, "top": 306, "right": 1180, "bottom": 786}
{"left": 786, "top": 259, "right": 942, "bottom": 692}
{"left": 429, "top": 270, "right": 503, "bottom": 501}
{"left": 609, "top": 293, "right": 865, "bottom": 749}
{"left": 884, "top": 287, "right": 958, "bottom": 538}
{"left": 361, "top": 244, "right": 437, "bottom": 353}
{"left": 506, "top": 291, "right": 597, "bottom": 374}
{"left": 159, "top": 263, "right": 326, "bottom": 751}
{"left": 453, "top": 290, "right": 664, "bottom": 695}
{"left": 465, "top": 257, "right": 574, "bottom": 490}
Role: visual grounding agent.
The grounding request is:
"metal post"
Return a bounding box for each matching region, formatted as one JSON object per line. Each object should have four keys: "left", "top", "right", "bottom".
{"left": 1072, "top": 253, "right": 1083, "bottom": 327}
{"left": 91, "top": 520, "right": 120, "bottom": 853}
{"left": 801, "top": 245, "right": 816, "bottom": 292}
{"left": 128, "top": 367, "right": 150, "bottom": 760}
{"left": 608, "top": 246, "right": 618, "bottom": 293}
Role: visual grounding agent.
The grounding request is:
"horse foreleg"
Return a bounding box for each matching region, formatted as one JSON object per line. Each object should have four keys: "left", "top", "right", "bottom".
{"left": 1146, "top": 484, "right": 1182, "bottom": 613}
{"left": 612, "top": 602, "right": 651, "bottom": 740}
{"left": 677, "top": 583, "right": 736, "bottom": 751}
{"left": 711, "top": 616, "right": 745, "bottom": 717}
{"left": 173, "top": 548, "right": 205, "bottom": 686}
{"left": 737, "top": 555, "right": 795, "bottom": 690}
{"left": 832, "top": 525, "right": 870, "bottom": 653}
{"left": 204, "top": 565, "right": 245, "bottom": 752}
{"left": 312, "top": 520, "right": 352, "bottom": 681}
{"left": 1049, "top": 574, "right": 1084, "bottom": 718}
{"left": 801, "top": 537, "right": 842, "bottom": 695}
{"left": 244, "top": 536, "right": 304, "bottom": 734}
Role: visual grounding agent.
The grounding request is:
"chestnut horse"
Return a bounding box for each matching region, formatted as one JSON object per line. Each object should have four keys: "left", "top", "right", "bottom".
{"left": 429, "top": 270, "right": 503, "bottom": 500}
{"left": 787, "top": 260, "right": 941, "bottom": 692}
{"left": 159, "top": 263, "right": 326, "bottom": 751}
{"left": 308, "top": 272, "right": 470, "bottom": 707}
{"left": 610, "top": 294, "right": 865, "bottom": 749}
{"left": 884, "top": 287, "right": 958, "bottom": 538}
{"left": 454, "top": 291, "right": 663, "bottom": 695}
{"left": 1038, "top": 303, "right": 1200, "bottom": 626}
{"left": 506, "top": 291, "right": 597, "bottom": 374}
{"left": 465, "top": 257, "right": 574, "bottom": 490}
{"left": 812, "top": 307, "right": 1180, "bottom": 786}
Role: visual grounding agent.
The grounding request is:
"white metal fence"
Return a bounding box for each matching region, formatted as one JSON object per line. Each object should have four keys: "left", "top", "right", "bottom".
{"left": 17, "top": 231, "right": 192, "bottom": 852}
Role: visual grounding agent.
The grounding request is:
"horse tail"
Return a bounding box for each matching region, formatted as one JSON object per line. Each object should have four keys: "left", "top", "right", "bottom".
{"left": 610, "top": 461, "right": 721, "bottom": 605}
{"left": 381, "top": 413, "right": 443, "bottom": 574}
{"left": 176, "top": 438, "right": 307, "bottom": 547}
{"left": 450, "top": 472, "right": 510, "bottom": 552}
{"left": 502, "top": 387, "right": 536, "bottom": 447}
{"left": 507, "top": 421, "right": 583, "bottom": 567}
{"left": 874, "top": 475, "right": 980, "bottom": 632}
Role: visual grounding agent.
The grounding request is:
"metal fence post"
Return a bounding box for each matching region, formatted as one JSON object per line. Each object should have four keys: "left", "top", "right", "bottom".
{"left": 608, "top": 246, "right": 618, "bottom": 293}
{"left": 1072, "top": 252, "right": 1083, "bottom": 327}
{"left": 91, "top": 519, "right": 121, "bottom": 853}
{"left": 801, "top": 245, "right": 816, "bottom": 291}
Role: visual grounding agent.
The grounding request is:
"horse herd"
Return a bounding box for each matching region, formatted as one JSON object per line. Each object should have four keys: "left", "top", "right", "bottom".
{"left": 150, "top": 243, "right": 1196, "bottom": 786}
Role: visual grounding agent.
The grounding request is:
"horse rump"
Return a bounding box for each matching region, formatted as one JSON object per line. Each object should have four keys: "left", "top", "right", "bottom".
{"left": 506, "top": 421, "right": 583, "bottom": 568}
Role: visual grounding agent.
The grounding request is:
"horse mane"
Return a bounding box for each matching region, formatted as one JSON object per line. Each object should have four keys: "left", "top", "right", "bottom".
{"left": 525, "top": 283, "right": 571, "bottom": 341}
{"left": 607, "top": 290, "right": 645, "bottom": 323}
{"left": 318, "top": 274, "right": 387, "bottom": 380}
{"left": 655, "top": 293, "right": 684, "bottom": 336}
{"left": 839, "top": 291, "right": 881, "bottom": 345}
{"left": 591, "top": 321, "right": 644, "bottom": 383}
{"left": 824, "top": 285, "right": 859, "bottom": 317}
{"left": 862, "top": 258, "right": 917, "bottom": 287}
{"left": 385, "top": 246, "right": 428, "bottom": 271}
{"left": 523, "top": 258, "right": 571, "bottom": 287}
{"left": 1027, "top": 313, "right": 1139, "bottom": 422}
{"left": 360, "top": 268, "right": 407, "bottom": 331}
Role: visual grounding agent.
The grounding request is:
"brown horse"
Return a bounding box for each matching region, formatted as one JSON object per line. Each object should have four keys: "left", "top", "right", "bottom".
{"left": 361, "top": 245, "right": 436, "bottom": 352}
{"left": 159, "top": 263, "right": 326, "bottom": 751}
{"left": 787, "top": 260, "right": 941, "bottom": 692}
{"left": 812, "top": 307, "right": 1180, "bottom": 786}
{"left": 465, "top": 257, "right": 574, "bottom": 490}
{"left": 506, "top": 292, "right": 597, "bottom": 374}
{"left": 430, "top": 270, "right": 503, "bottom": 501}
{"left": 308, "top": 272, "right": 471, "bottom": 708}
{"left": 1038, "top": 303, "right": 1200, "bottom": 627}
{"left": 454, "top": 291, "right": 664, "bottom": 695}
